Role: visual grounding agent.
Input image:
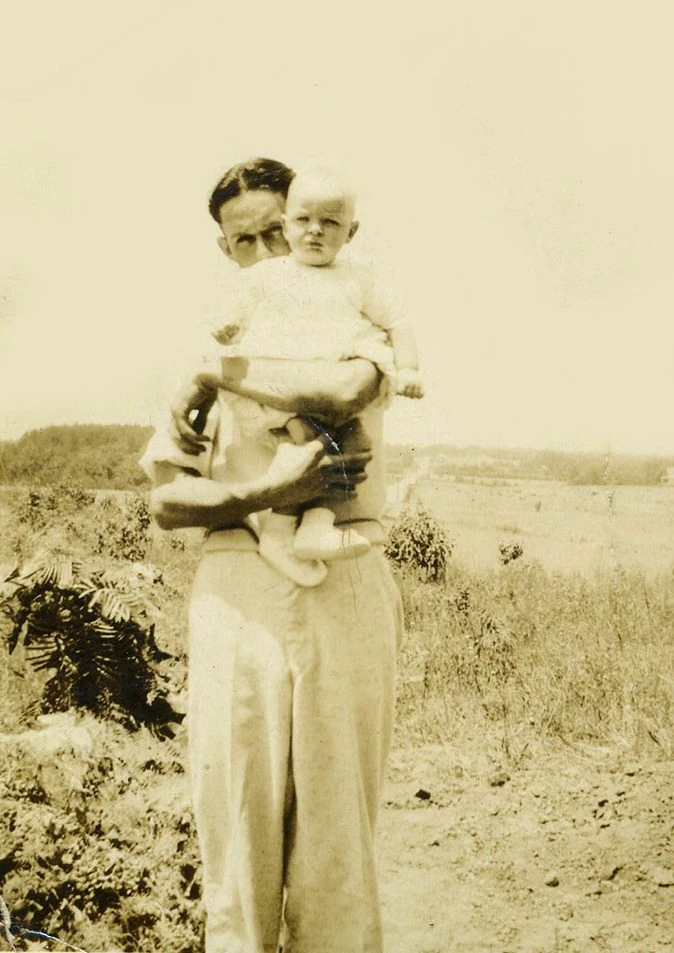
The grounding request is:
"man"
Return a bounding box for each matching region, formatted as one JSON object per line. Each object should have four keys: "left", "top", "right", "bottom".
{"left": 142, "top": 158, "right": 403, "bottom": 953}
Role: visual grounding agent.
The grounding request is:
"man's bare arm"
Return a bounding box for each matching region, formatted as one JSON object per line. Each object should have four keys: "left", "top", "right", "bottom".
{"left": 149, "top": 442, "right": 372, "bottom": 530}
{"left": 172, "top": 357, "right": 381, "bottom": 455}
{"left": 221, "top": 357, "right": 380, "bottom": 418}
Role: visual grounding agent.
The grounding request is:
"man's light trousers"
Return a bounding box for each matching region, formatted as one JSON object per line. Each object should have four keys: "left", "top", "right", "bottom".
{"left": 187, "top": 543, "right": 403, "bottom": 953}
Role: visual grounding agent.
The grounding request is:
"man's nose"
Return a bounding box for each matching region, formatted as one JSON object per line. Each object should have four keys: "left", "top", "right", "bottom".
{"left": 254, "top": 235, "right": 274, "bottom": 260}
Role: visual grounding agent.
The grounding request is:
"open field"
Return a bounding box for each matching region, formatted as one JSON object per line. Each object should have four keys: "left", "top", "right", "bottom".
{"left": 414, "top": 477, "right": 674, "bottom": 576}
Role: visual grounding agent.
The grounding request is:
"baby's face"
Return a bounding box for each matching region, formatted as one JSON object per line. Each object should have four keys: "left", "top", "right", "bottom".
{"left": 283, "top": 187, "right": 357, "bottom": 266}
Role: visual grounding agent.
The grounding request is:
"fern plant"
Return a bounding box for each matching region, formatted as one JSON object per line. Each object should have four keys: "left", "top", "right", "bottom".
{"left": 0, "top": 555, "right": 180, "bottom": 733}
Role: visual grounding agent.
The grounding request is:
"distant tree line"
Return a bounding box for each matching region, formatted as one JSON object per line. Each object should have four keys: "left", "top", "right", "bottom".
{"left": 1, "top": 427, "right": 671, "bottom": 491}
{"left": 426, "top": 445, "right": 674, "bottom": 486}
{"left": 0, "top": 424, "right": 153, "bottom": 489}
{"left": 535, "top": 449, "right": 671, "bottom": 486}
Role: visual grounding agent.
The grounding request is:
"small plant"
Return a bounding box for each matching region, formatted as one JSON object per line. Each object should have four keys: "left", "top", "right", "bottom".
{"left": 13, "top": 484, "right": 96, "bottom": 532}
{"left": 499, "top": 542, "right": 523, "bottom": 565}
{"left": 0, "top": 555, "right": 180, "bottom": 733}
{"left": 385, "top": 507, "right": 452, "bottom": 582}
{"left": 95, "top": 495, "right": 152, "bottom": 562}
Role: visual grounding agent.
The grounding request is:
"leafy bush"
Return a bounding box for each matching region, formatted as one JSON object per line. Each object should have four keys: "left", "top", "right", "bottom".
{"left": 0, "top": 555, "right": 180, "bottom": 733}
{"left": 385, "top": 507, "right": 452, "bottom": 582}
{"left": 94, "top": 495, "right": 152, "bottom": 562}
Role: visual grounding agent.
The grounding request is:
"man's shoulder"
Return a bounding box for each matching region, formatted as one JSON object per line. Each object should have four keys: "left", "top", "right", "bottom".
{"left": 243, "top": 255, "right": 301, "bottom": 291}
{"left": 252, "top": 255, "right": 296, "bottom": 277}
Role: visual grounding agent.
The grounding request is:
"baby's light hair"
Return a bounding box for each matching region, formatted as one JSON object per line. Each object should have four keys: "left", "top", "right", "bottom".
{"left": 286, "top": 163, "right": 357, "bottom": 219}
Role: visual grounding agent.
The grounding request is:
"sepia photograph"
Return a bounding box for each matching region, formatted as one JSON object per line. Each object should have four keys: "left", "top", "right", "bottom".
{"left": 1, "top": 2, "right": 673, "bottom": 951}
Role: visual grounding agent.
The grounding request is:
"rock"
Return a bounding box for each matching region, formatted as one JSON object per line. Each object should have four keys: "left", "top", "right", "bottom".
{"left": 414, "top": 788, "right": 431, "bottom": 801}
{"left": 0, "top": 713, "right": 94, "bottom": 808}
{"left": 650, "top": 866, "right": 674, "bottom": 887}
{"left": 544, "top": 871, "right": 560, "bottom": 887}
{"left": 599, "top": 865, "right": 622, "bottom": 882}
{"left": 488, "top": 771, "right": 510, "bottom": 788}
{"left": 0, "top": 712, "right": 94, "bottom": 760}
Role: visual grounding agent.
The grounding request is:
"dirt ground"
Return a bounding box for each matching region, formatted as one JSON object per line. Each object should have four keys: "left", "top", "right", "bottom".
{"left": 377, "top": 745, "right": 674, "bottom": 953}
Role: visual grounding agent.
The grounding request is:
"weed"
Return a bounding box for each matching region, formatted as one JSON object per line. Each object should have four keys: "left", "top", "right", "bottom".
{"left": 499, "top": 542, "right": 524, "bottom": 565}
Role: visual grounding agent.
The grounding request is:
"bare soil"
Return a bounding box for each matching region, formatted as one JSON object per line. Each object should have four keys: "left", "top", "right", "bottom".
{"left": 378, "top": 745, "right": 674, "bottom": 953}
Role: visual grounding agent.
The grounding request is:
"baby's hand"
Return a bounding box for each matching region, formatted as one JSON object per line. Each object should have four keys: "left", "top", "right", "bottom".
{"left": 396, "top": 368, "right": 424, "bottom": 399}
{"left": 212, "top": 322, "right": 242, "bottom": 346}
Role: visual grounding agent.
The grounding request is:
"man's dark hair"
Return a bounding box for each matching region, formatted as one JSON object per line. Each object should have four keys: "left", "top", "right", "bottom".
{"left": 208, "top": 158, "right": 295, "bottom": 224}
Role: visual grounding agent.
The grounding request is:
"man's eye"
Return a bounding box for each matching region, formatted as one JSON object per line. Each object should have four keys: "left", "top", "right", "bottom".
{"left": 237, "top": 235, "right": 254, "bottom": 245}
{"left": 262, "top": 227, "right": 284, "bottom": 243}
{"left": 295, "top": 216, "right": 309, "bottom": 224}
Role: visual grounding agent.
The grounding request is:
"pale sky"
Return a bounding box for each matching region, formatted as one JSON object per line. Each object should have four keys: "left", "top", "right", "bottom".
{"left": 1, "top": 1, "right": 673, "bottom": 454}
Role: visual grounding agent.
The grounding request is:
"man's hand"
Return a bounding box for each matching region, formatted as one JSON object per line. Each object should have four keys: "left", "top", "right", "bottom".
{"left": 264, "top": 436, "right": 372, "bottom": 511}
{"left": 170, "top": 372, "right": 220, "bottom": 455}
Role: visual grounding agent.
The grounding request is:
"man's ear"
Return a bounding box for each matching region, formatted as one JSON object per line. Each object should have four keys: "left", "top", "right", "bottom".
{"left": 346, "top": 220, "right": 360, "bottom": 243}
{"left": 217, "top": 235, "right": 232, "bottom": 258}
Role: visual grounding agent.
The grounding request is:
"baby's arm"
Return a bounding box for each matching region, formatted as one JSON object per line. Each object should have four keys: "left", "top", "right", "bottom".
{"left": 358, "top": 266, "right": 424, "bottom": 399}
{"left": 388, "top": 326, "right": 424, "bottom": 398}
{"left": 208, "top": 270, "right": 254, "bottom": 350}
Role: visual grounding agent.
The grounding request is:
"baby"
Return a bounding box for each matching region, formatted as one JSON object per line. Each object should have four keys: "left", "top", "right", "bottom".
{"left": 212, "top": 165, "right": 423, "bottom": 585}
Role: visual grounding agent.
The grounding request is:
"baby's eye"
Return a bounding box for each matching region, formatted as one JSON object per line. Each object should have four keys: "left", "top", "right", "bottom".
{"left": 295, "top": 216, "right": 309, "bottom": 223}
{"left": 324, "top": 219, "right": 339, "bottom": 227}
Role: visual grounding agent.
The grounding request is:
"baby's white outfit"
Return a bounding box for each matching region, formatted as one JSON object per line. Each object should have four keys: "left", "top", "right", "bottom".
{"left": 210, "top": 254, "right": 409, "bottom": 584}
{"left": 213, "top": 255, "right": 405, "bottom": 441}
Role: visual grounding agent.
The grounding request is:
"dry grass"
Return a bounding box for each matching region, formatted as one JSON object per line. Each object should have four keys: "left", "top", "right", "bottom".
{"left": 393, "top": 559, "right": 674, "bottom": 762}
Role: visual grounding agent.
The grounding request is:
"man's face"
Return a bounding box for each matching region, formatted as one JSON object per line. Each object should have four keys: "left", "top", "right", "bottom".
{"left": 217, "top": 190, "right": 289, "bottom": 268}
{"left": 283, "top": 192, "right": 357, "bottom": 267}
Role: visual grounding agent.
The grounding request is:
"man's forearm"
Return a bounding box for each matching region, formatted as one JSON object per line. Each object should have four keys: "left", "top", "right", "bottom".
{"left": 218, "top": 357, "right": 381, "bottom": 421}
{"left": 149, "top": 465, "right": 277, "bottom": 531}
